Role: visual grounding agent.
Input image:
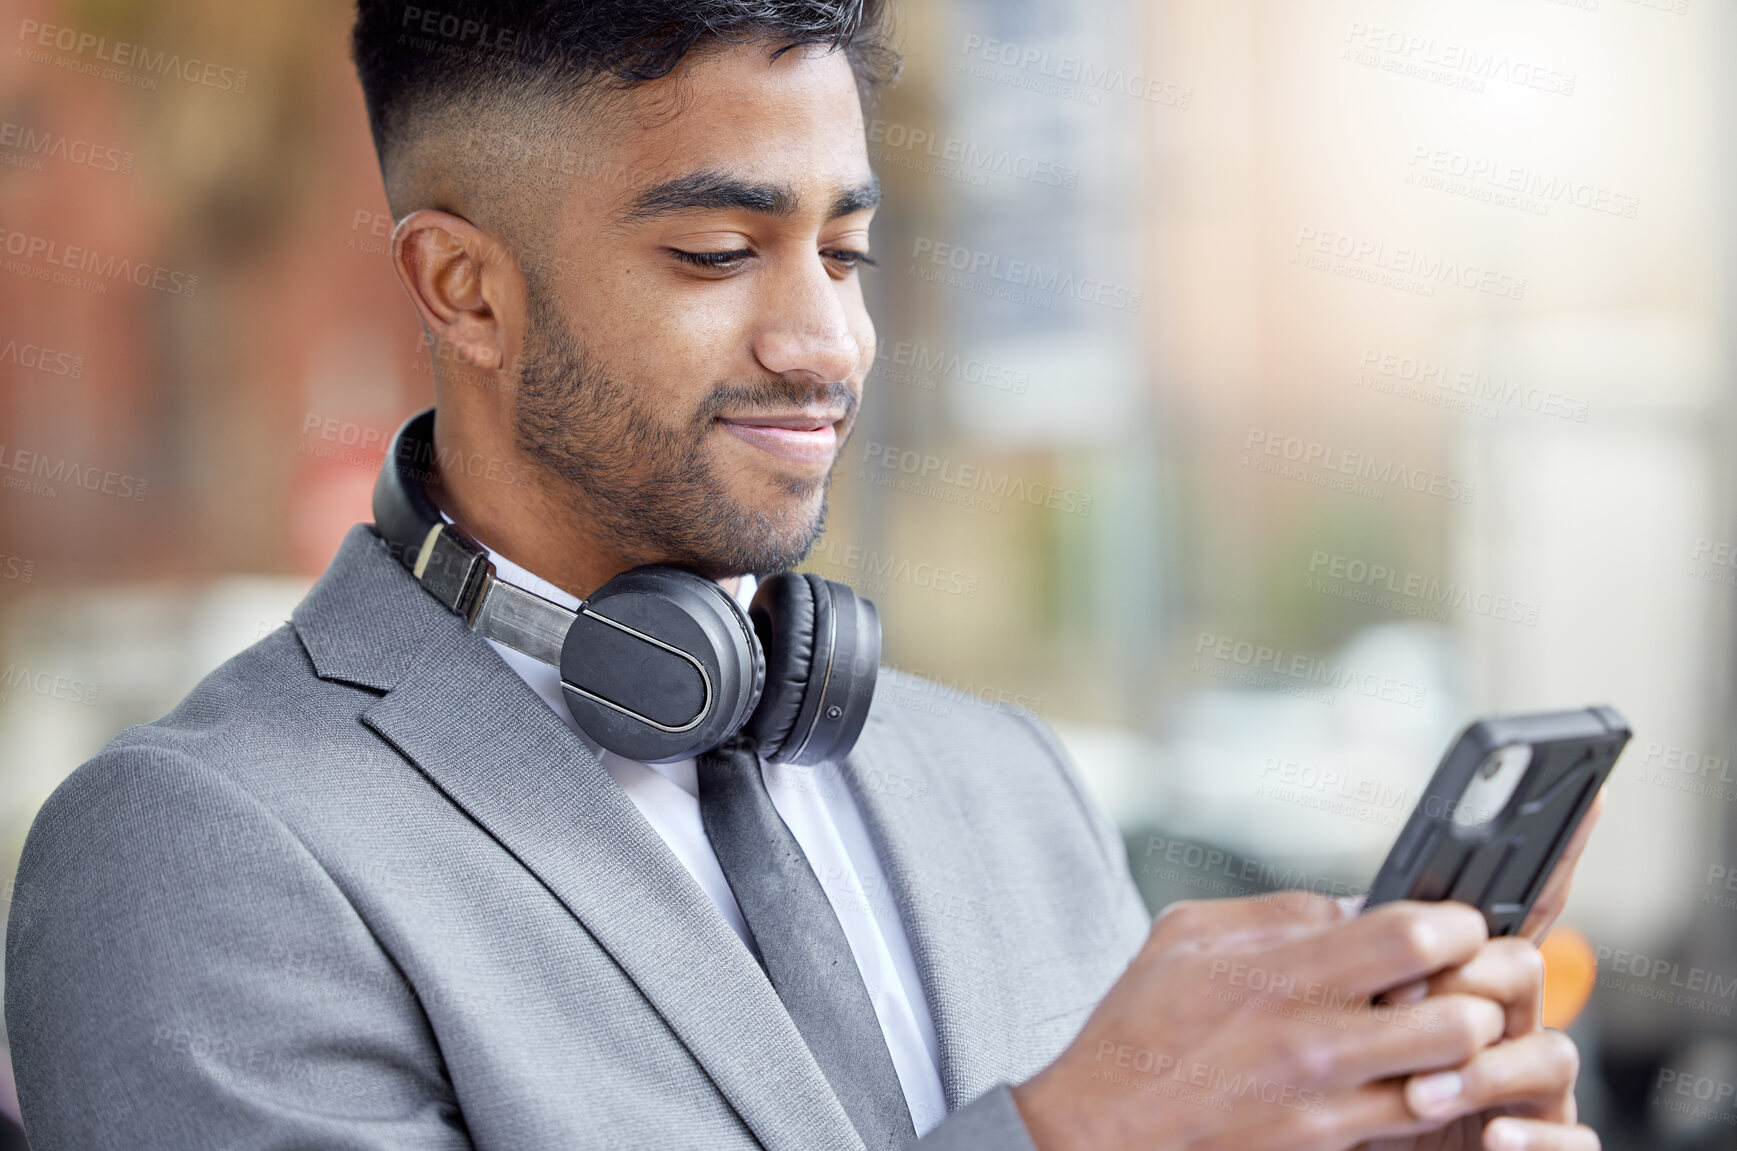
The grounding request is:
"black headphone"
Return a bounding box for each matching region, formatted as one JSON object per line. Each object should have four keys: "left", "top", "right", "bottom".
{"left": 371, "top": 408, "right": 879, "bottom": 766}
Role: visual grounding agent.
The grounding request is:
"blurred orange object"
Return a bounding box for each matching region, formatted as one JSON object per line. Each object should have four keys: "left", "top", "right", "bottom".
{"left": 1540, "top": 926, "right": 1597, "bottom": 1030}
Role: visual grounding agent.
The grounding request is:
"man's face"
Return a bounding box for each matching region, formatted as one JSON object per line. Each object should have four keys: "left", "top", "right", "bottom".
{"left": 510, "top": 41, "right": 877, "bottom": 578}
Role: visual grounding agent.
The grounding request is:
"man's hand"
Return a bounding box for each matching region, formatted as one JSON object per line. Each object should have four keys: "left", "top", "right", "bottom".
{"left": 1010, "top": 894, "right": 1591, "bottom": 1151}
{"left": 1517, "top": 791, "right": 1604, "bottom": 945}
{"left": 1349, "top": 789, "right": 1608, "bottom": 1150}
{"left": 1355, "top": 935, "right": 1595, "bottom": 1150}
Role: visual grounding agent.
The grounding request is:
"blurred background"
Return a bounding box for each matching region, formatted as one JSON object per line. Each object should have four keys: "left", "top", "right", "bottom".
{"left": 2, "top": 0, "right": 1733, "bottom": 1145}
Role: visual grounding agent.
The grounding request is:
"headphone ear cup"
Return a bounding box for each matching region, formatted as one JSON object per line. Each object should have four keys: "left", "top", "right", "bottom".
{"left": 743, "top": 572, "right": 820, "bottom": 761}
{"left": 747, "top": 573, "right": 879, "bottom": 766}
{"left": 559, "top": 566, "right": 763, "bottom": 764}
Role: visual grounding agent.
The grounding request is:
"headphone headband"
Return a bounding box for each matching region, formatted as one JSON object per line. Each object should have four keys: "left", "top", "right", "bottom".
{"left": 372, "top": 409, "right": 493, "bottom": 618}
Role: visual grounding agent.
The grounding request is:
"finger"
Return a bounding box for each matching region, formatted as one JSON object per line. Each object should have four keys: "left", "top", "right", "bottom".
{"left": 1280, "top": 1079, "right": 1479, "bottom": 1149}
{"left": 1520, "top": 791, "right": 1605, "bottom": 945}
{"left": 1380, "top": 979, "right": 1429, "bottom": 1006}
{"left": 1483, "top": 1116, "right": 1600, "bottom": 1151}
{"left": 1429, "top": 937, "right": 1545, "bottom": 1038}
{"left": 1405, "top": 1030, "right": 1581, "bottom": 1126}
{"left": 1150, "top": 890, "right": 1351, "bottom": 952}
{"left": 1276, "top": 900, "right": 1490, "bottom": 997}
{"left": 1305, "top": 992, "right": 1505, "bottom": 1089}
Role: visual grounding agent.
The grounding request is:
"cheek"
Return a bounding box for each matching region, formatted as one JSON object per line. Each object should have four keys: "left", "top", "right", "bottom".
{"left": 572, "top": 276, "right": 751, "bottom": 401}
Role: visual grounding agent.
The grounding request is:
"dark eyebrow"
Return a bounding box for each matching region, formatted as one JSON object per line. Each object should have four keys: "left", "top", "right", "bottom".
{"left": 621, "top": 171, "right": 795, "bottom": 222}
{"left": 618, "top": 170, "right": 881, "bottom": 224}
{"left": 830, "top": 176, "right": 881, "bottom": 218}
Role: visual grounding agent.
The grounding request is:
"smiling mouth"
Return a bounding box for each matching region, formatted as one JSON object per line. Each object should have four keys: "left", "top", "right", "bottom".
{"left": 715, "top": 411, "right": 845, "bottom": 467}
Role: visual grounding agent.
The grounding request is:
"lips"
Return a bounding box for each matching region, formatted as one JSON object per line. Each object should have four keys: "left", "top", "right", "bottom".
{"left": 716, "top": 412, "right": 845, "bottom": 467}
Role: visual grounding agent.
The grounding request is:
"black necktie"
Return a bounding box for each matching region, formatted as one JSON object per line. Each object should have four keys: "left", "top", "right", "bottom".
{"left": 695, "top": 736, "right": 918, "bottom": 1150}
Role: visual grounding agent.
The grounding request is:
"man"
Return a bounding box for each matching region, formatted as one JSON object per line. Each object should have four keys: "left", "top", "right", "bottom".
{"left": 5, "top": 2, "right": 1597, "bottom": 1148}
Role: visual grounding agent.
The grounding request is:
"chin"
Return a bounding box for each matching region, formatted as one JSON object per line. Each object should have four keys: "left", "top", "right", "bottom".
{"left": 708, "top": 492, "right": 828, "bottom": 574}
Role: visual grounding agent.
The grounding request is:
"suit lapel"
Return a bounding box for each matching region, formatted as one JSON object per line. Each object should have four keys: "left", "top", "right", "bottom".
{"left": 838, "top": 716, "right": 1024, "bottom": 1112}
{"left": 297, "top": 527, "right": 864, "bottom": 1151}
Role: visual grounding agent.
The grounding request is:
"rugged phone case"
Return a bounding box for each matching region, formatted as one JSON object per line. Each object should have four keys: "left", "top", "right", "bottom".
{"left": 1365, "top": 705, "right": 1631, "bottom": 936}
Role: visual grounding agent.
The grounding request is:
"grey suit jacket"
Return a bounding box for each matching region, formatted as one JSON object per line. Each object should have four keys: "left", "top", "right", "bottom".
{"left": 6, "top": 524, "right": 1152, "bottom": 1150}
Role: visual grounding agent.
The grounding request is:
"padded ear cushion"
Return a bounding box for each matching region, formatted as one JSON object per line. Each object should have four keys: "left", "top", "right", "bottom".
{"left": 743, "top": 571, "right": 822, "bottom": 759}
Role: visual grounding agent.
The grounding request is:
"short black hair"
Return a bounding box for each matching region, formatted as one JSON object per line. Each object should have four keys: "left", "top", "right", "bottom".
{"left": 351, "top": 0, "right": 900, "bottom": 170}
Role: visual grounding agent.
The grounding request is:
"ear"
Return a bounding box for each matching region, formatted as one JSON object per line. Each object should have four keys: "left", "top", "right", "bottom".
{"left": 389, "top": 209, "right": 523, "bottom": 375}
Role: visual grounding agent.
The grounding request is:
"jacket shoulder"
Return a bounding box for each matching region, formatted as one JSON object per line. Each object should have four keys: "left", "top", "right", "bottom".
{"left": 6, "top": 714, "right": 452, "bottom": 1147}
{"left": 864, "top": 668, "right": 1142, "bottom": 896}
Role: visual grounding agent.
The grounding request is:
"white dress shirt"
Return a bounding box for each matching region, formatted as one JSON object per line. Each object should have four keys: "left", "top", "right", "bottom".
{"left": 451, "top": 524, "right": 949, "bottom": 1134}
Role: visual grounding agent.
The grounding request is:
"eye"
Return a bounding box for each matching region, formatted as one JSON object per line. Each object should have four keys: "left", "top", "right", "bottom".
{"left": 668, "top": 248, "right": 753, "bottom": 272}
{"left": 823, "top": 248, "right": 877, "bottom": 272}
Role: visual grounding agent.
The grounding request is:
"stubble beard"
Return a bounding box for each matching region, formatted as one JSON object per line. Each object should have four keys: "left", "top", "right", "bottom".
{"left": 510, "top": 287, "right": 852, "bottom": 579}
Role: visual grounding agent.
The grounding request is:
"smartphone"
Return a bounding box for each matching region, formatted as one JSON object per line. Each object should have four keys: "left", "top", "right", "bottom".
{"left": 1364, "top": 706, "right": 1631, "bottom": 936}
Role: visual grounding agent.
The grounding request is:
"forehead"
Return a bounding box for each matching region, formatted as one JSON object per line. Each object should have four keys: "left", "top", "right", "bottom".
{"left": 582, "top": 42, "right": 872, "bottom": 214}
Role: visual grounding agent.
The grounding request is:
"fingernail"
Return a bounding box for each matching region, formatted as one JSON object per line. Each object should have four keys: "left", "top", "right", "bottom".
{"left": 1484, "top": 1119, "right": 1527, "bottom": 1151}
{"left": 1407, "top": 1070, "right": 1463, "bottom": 1117}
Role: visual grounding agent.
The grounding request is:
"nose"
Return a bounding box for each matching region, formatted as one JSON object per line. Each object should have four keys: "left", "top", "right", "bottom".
{"left": 751, "top": 254, "right": 864, "bottom": 386}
